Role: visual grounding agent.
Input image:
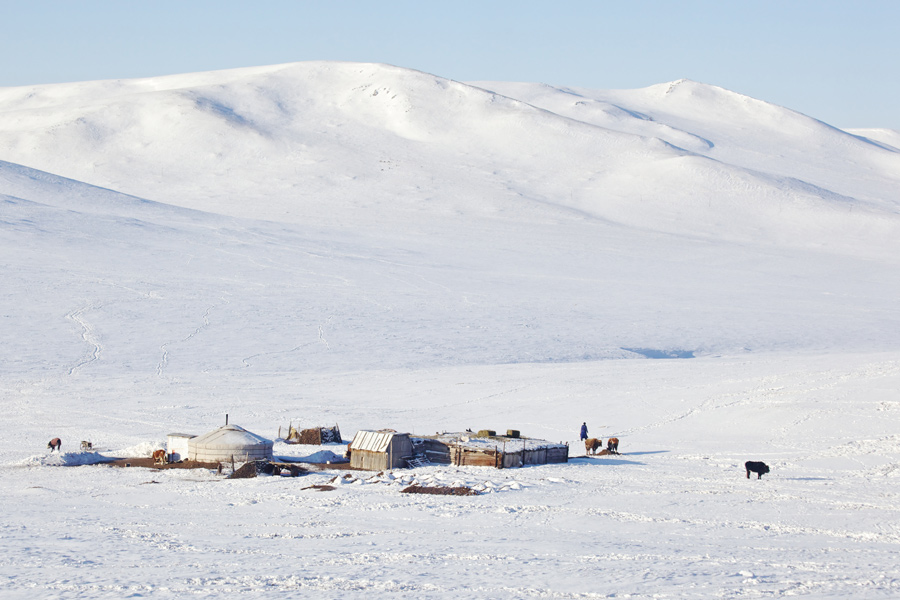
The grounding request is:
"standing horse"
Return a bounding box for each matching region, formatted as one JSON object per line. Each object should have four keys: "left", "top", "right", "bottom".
{"left": 47, "top": 438, "right": 62, "bottom": 452}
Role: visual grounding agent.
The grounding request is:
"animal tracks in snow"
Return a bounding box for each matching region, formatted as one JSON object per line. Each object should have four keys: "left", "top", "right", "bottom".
{"left": 65, "top": 303, "right": 103, "bottom": 374}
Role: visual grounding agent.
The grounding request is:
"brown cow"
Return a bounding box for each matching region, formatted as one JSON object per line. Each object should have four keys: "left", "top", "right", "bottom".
{"left": 47, "top": 438, "right": 61, "bottom": 452}
{"left": 152, "top": 449, "right": 167, "bottom": 465}
{"left": 584, "top": 437, "right": 603, "bottom": 455}
{"left": 607, "top": 437, "right": 620, "bottom": 455}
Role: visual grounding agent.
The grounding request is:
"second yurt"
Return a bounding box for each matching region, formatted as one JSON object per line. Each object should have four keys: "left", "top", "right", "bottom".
{"left": 188, "top": 424, "right": 273, "bottom": 463}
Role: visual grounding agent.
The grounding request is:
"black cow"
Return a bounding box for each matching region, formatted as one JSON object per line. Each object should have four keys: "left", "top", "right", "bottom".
{"left": 745, "top": 461, "right": 770, "bottom": 479}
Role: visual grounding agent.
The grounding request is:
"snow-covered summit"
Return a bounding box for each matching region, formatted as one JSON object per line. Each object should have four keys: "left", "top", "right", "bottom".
{"left": 1, "top": 61, "right": 897, "bottom": 251}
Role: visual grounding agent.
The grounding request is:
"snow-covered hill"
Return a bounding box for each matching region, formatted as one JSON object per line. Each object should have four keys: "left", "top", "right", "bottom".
{"left": 2, "top": 62, "right": 897, "bottom": 248}
{"left": 2, "top": 62, "right": 899, "bottom": 598}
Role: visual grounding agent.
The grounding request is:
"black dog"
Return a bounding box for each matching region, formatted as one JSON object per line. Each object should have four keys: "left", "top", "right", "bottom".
{"left": 745, "top": 461, "right": 770, "bottom": 479}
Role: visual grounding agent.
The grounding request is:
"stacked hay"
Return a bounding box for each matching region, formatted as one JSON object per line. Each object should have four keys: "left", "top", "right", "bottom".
{"left": 286, "top": 424, "right": 342, "bottom": 445}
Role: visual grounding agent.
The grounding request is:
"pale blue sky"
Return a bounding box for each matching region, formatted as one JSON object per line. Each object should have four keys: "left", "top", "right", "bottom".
{"left": 2, "top": 1, "right": 897, "bottom": 129}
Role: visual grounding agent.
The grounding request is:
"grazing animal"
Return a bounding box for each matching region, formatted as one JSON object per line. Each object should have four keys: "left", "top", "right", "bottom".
{"left": 607, "top": 437, "right": 619, "bottom": 455}
{"left": 47, "top": 438, "right": 61, "bottom": 452}
{"left": 745, "top": 461, "right": 770, "bottom": 479}
{"left": 584, "top": 437, "right": 603, "bottom": 455}
{"left": 81, "top": 441, "right": 92, "bottom": 451}
{"left": 152, "top": 449, "right": 167, "bottom": 465}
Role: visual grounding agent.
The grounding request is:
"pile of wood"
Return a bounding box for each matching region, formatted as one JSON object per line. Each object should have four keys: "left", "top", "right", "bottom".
{"left": 284, "top": 424, "right": 342, "bottom": 445}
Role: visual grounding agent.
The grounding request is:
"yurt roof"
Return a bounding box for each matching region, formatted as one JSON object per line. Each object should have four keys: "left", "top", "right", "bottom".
{"left": 350, "top": 430, "right": 408, "bottom": 452}
{"left": 189, "top": 424, "right": 272, "bottom": 449}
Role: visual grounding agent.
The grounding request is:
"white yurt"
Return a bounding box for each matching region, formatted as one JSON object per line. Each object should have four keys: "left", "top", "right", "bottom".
{"left": 187, "top": 424, "right": 273, "bottom": 463}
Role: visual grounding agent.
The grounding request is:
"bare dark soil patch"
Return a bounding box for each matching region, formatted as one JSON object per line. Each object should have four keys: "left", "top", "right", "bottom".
{"left": 401, "top": 485, "right": 480, "bottom": 496}
{"left": 108, "top": 458, "right": 219, "bottom": 470}
{"left": 302, "top": 484, "right": 336, "bottom": 492}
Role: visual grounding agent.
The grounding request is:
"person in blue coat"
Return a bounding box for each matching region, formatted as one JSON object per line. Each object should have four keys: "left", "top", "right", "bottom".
{"left": 580, "top": 422, "right": 588, "bottom": 441}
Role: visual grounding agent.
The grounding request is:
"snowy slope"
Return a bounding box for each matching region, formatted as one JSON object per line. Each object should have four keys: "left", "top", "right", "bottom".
{"left": 1, "top": 62, "right": 897, "bottom": 251}
{"left": 2, "top": 62, "right": 900, "bottom": 598}
{"left": 847, "top": 127, "right": 900, "bottom": 152}
{"left": 477, "top": 79, "right": 900, "bottom": 209}
{"left": 3, "top": 155, "right": 898, "bottom": 378}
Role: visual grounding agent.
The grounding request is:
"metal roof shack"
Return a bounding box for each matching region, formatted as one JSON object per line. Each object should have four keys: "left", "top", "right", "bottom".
{"left": 348, "top": 430, "right": 413, "bottom": 470}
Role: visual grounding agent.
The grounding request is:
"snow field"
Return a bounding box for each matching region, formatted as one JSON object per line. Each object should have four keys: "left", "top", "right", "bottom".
{"left": 3, "top": 352, "right": 900, "bottom": 598}
{"left": 1, "top": 60, "right": 900, "bottom": 597}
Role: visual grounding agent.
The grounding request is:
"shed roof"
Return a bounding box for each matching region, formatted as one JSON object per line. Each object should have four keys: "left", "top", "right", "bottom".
{"left": 350, "top": 430, "right": 408, "bottom": 452}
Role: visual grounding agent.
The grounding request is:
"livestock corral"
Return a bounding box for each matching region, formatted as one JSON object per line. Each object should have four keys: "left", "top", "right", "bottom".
{"left": 348, "top": 429, "right": 570, "bottom": 470}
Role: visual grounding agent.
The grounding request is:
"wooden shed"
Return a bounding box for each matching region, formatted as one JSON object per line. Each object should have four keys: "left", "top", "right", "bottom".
{"left": 348, "top": 430, "right": 414, "bottom": 470}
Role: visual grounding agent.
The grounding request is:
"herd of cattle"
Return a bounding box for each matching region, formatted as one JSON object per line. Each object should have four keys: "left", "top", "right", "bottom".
{"left": 584, "top": 437, "right": 619, "bottom": 455}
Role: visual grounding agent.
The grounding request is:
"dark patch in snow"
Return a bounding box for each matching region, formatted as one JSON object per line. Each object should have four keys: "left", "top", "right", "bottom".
{"left": 622, "top": 348, "right": 695, "bottom": 359}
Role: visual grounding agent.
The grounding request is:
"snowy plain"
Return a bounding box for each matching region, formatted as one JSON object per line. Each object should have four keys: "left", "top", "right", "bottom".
{"left": 1, "top": 61, "right": 900, "bottom": 598}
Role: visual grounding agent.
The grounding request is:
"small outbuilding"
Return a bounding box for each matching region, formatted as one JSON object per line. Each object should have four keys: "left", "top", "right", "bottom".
{"left": 348, "top": 430, "right": 414, "bottom": 470}
{"left": 188, "top": 424, "right": 273, "bottom": 464}
{"left": 166, "top": 432, "right": 195, "bottom": 462}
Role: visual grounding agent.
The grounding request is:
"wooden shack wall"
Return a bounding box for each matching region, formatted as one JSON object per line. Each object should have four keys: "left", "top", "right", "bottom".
{"left": 418, "top": 439, "right": 451, "bottom": 464}
{"left": 449, "top": 445, "right": 501, "bottom": 467}
{"left": 390, "top": 435, "right": 414, "bottom": 468}
{"left": 350, "top": 449, "right": 389, "bottom": 471}
{"left": 546, "top": 446, "right": 569, "bottom": 463}
{"left": 502, "top": 450, "right": 523, "bottom": 469}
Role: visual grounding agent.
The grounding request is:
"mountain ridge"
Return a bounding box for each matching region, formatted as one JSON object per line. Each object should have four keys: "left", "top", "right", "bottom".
{"left": 0, "top": 61, "right": 896, "bottom": 253}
